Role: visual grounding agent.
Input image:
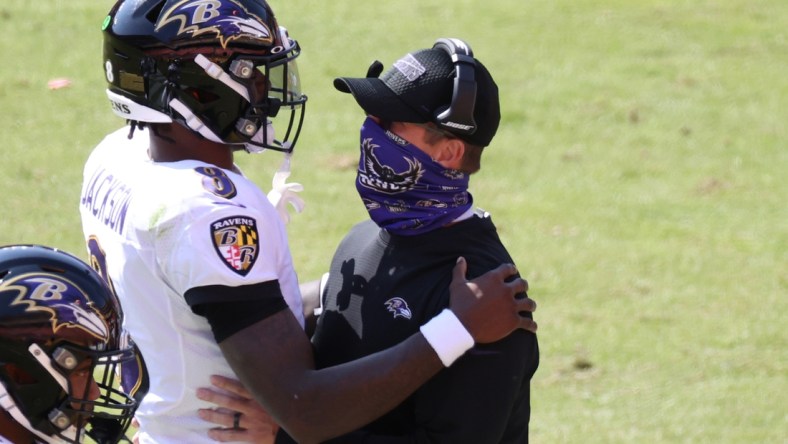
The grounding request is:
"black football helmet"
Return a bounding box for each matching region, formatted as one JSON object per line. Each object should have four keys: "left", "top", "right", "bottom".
{"left": 102, "top": 0, "right": 307, "bottom": 153}
{"left": 0, "top": 245, "right": 143, "bottom": 444}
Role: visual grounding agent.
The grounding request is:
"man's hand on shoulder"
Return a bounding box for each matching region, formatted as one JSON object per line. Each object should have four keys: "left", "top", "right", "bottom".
{"left": 449, "top": 257, "right": 537, "bottom": 343}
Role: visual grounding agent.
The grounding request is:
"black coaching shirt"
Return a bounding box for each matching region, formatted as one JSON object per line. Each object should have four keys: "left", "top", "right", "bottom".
{"left": 311, "top": 212, "right": 540, "bottom": 443}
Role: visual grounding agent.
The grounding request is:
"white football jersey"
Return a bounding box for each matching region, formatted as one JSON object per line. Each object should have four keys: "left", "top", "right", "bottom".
{"left": 79, "top": 126, "right": 304, "bottom": 443}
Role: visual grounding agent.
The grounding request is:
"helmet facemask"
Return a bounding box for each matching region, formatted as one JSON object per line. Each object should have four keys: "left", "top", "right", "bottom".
{"left": 165, "top": 35, "right": 306, "bottom": 154}
{"left": 11, "top": 342, "right": 140, "bottom": 444}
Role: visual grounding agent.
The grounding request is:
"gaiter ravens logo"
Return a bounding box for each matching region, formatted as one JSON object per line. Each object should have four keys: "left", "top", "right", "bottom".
{"left": 357, "top": 138, "right": 423, "bottom": 194}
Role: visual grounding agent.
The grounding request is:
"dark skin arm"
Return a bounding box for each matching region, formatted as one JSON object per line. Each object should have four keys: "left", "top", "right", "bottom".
{"left": 298, "top": 277, "right": 322, "bottom": 338}
{"left": 219, "top": 257, "right": 536, "bottom": 444}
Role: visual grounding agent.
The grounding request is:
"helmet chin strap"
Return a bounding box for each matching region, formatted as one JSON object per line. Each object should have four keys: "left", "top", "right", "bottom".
{"left": 169, "top": 98, "right": 277, "bottom": 151}
{"left": 0, "top": 345, "right": 82, "bottom": 443}
{"left": 193, "top": 55, "right": 250, "bottom": 101}
{"left": 29, "top": 344, "right": 68, "bottom": 392}
{"left": 0, "top": 382, "right": 60, "bottom": 443}
{"left": 168, "top": 99, "right": 225, "bottom": 144}
{"left": 1, "top": 386, "right": 75, "bottom": 443}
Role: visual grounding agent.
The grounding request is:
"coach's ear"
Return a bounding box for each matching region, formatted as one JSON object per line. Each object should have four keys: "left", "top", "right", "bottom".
{"left": 432, "top": 138, "right": 465, "bottom": 170}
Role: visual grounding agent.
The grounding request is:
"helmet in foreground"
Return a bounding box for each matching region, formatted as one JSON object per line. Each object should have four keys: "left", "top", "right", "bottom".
{"left": 0, "top": 245, "right": 143, "bottom": 444}
{"left": 103, "top": 0, "right": 307, "bottom": 153}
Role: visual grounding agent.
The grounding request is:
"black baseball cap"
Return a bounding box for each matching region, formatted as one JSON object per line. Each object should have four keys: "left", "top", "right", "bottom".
{"left": 334, "top": 43, "right": 500, "bottom": 147}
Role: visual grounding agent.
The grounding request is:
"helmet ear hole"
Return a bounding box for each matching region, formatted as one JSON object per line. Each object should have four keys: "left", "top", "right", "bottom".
{"left": 186, "top": 88, "right": 220, "bottom": 104}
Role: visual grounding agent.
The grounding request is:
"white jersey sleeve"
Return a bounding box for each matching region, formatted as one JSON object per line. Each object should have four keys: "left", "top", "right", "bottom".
{"left": 144, "top": 174, "right": 287, "bottom": 300}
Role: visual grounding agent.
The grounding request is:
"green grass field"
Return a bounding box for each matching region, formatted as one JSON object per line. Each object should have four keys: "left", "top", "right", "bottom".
{"left": 1, "top": 0, "right": 785, "bottom": 442}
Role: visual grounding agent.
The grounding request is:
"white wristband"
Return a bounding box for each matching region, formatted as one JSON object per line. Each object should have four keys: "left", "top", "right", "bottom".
{"left": 420, "top": 309, "right": 475, "bottom": 367}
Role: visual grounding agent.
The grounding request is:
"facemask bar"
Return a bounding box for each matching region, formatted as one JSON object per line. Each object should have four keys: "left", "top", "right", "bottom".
{"left": 234, "top": 45, "right": 307, "bottom": 154}
{"left": 25, "top": 343, "right": 139, "bottom": 444}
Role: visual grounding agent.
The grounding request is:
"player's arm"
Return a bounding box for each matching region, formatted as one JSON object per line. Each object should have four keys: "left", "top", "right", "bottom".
{"left": 199, "top": 332, "right": 536, "bottom": 444}
{"left": 204, "top": 258, "right": 535, "bottom": 444}
{"left": 298, "top": 274, "right": 325, "bottom": 338}
{"left": 323, "top": 330, "right": 539, "bottom": 443}
{"left": 199, "top": 276, "right": 538, "bottom": 444}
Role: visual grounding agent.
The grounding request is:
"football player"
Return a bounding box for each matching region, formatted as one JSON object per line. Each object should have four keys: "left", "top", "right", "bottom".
{"left": 81, "top": 1, "right": 536, "bottom": 443}
{"left": 0, "top": 245, "right": 143, "bottom": 444}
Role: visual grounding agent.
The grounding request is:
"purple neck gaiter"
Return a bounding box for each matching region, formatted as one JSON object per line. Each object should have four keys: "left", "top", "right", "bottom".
{"left": 355, "top": 117, "right": 472, "bottom": 235}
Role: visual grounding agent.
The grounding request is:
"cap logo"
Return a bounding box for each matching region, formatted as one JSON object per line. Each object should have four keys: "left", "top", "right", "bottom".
{"left": 211, "top": 216, "right": 260, "bottom": 276}
{"left": 156, "top": 0, "right": 273, "bottom": 49}
{"left": 3, "top": 273, "right": 110, "bottom": 342}
{"left": 393, "top": 54, "right": 426, "bottom": 81}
